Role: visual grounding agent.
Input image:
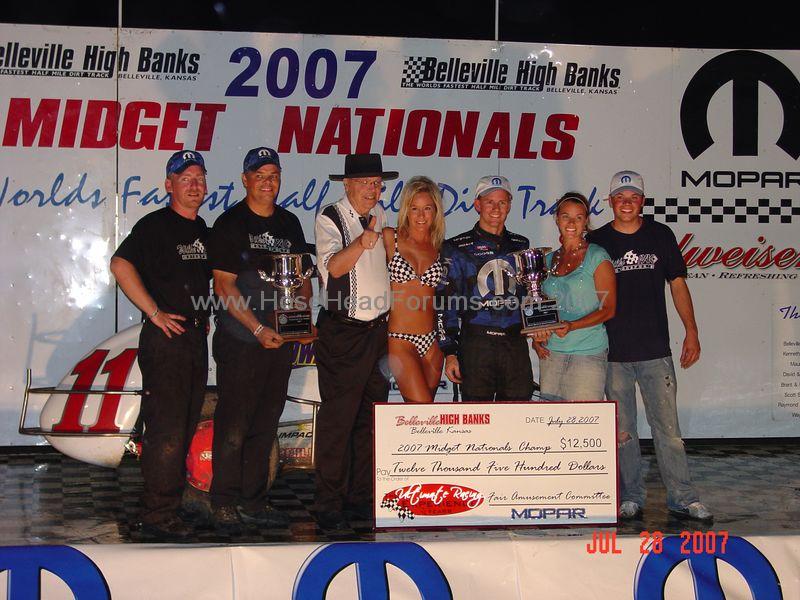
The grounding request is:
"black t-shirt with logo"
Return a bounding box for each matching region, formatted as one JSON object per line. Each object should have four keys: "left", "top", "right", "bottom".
{"left": 587, "top": 216, "right": 687, "bottom": 362}
{"left": 113, "top": 206, "right": 211, "bottom": 321}
{"left": 207, "top": 200, "right": 310, "bottom": 341}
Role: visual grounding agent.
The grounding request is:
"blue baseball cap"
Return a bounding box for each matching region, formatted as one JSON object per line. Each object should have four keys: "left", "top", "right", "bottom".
{"left": 243, "top": 147, "right": 281, "bottom": 172}
{"left": 166, "top": 150, "right": 206, "bottom": 176}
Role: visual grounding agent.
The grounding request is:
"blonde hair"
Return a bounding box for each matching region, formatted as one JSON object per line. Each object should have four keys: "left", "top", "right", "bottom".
{"left": 397, "top": 176, "right": 446, "bottom": 249}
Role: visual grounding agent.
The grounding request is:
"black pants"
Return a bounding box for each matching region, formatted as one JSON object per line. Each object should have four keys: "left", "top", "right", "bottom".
{"left": 314, "top": 313, "right": 390, "bottom": 512}
{"left": 138, "top": 320, "right": 207, "bottom": 525}
{"left": 210, "top": 329, "right": 292, "bottom": 511}
{"left": 460, "top": 329, "right": 534, "bottom": 401}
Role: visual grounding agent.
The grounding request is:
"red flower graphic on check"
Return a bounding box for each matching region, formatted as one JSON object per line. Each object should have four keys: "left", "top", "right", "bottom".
{"left": 381, "top": 483, "right": 484, "bottom": 520}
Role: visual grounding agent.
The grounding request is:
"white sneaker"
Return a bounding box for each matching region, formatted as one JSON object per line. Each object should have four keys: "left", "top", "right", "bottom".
{"left": 619, "top": 501, "right": 642, "bottom": 519}
{"left": 670, "top": 501, "right": 714, "bottom": 522}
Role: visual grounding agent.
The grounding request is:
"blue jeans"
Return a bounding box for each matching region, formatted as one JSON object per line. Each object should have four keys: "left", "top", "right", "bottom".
{"left": 606, "top": 357, "right": 698, "bottom": 510}
{"left": 539, "top": 350, "right": 607, "bottom": 402}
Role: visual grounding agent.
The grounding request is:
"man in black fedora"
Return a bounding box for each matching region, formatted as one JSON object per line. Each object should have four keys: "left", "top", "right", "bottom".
{"left": 313, "top": 153, "right": 397, "bottom": 529}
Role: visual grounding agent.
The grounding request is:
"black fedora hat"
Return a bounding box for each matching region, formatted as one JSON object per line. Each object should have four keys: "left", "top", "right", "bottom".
{"left": 329, "top": 153, "right": 399, "bottom": 181}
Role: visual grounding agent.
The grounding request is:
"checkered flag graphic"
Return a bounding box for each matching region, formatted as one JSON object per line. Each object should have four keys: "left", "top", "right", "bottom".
{"left": 381, "top": 497, "right": 416, "bottom": 520}
{"left": 644, "top": 196, "right": 799, "bottom": 224}
{"left": 401, "top": 56, "right": 427, "bottom": 87}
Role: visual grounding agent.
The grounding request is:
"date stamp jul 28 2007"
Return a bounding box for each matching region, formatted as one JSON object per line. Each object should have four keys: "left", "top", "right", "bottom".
{"left": 586, "top": 530, "right": 730, "bottom": 555}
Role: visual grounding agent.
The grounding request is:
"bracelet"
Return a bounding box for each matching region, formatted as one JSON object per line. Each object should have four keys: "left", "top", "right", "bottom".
{"left": 149, "top": 308, "right": 159, "bottom": 320}
{"left": 253, "top": 324, "right": 264, "bottom": 337}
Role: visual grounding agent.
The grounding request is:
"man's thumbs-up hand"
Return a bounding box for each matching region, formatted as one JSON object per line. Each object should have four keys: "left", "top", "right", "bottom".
{"left": 359, "top": 215, "right": 380, "bottom": 250}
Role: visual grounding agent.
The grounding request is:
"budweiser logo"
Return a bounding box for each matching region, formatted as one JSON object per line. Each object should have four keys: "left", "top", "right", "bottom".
{"left": 679, "top": 233, "right": 800, "bottom": 270}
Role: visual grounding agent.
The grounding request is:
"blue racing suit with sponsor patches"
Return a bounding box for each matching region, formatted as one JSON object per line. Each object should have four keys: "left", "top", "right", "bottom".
{"left": 436, "top": 223, "right": 534, "bottom": 401}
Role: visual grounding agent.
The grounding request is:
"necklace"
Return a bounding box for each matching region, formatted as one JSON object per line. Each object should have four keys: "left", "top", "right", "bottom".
{"left": 551, "top": 240, "right": 587, "bottom": 275}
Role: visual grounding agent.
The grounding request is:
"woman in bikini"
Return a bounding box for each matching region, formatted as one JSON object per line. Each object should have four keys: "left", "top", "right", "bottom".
{"left": 382, "top": 176, "right": 446, "bottom": 403}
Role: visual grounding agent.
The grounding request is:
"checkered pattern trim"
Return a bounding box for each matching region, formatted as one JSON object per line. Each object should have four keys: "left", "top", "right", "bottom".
{"left": 388, "top": 232, "right": 417, "bottom": 283}
{"left": 387, "top": 331, "right": 437, "bottom": 357}
{"left": 401, "top": 56, "right": 427, "bottom": 87}
{"left": 381, "top": 497, "right": 415, "bottom": 520}
{"left": 388, "top": 231, "right": 446, "bottom": 288}
{"left": 387, "top": 255, "right": 418, "bottom": 283}
{"left": 644, "top": 196, "right": 799, "bottom": 224}
{"left": 333, "top": 203, "right": 357, "bottom": 318}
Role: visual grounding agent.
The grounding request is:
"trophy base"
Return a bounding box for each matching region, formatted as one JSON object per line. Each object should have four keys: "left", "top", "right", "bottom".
{"left": 275, "top": 309, "right": 314, "bottom": 338}
{"left": 520, "top": 299, "right": 560, "bottom": 334}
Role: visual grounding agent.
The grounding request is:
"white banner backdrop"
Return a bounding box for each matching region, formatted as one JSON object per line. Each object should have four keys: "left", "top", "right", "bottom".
{"left": 1, "top": 24, "right": 799, "bottom": 444}
{"left": 0, "top": 534, "right": 796, "bottom": 599}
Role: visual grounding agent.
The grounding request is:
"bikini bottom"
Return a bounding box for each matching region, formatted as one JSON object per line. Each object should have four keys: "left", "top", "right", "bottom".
{"left": 388, "top": 330, "right": 436, "bottom": 358}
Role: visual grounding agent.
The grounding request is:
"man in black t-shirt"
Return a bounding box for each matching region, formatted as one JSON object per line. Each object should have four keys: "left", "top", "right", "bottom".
{"left": 206, "top": 147, "right": 312, "bottom": 531}
{"left": 111, "top": 150, "right": 211, "bottom": 539}
{"left": 589, "top": 170, "right": 712, "bottom": 522}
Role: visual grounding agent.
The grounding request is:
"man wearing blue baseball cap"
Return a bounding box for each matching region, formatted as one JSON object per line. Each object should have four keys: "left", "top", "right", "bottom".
{"left": 589, "top": 170, "right": 712, "bottom": 523}
{"left": 111, "top": 149, "right": 211, "bottom": 539}
{"left": 206, "top": 146, "right": 312, "bottom": 532}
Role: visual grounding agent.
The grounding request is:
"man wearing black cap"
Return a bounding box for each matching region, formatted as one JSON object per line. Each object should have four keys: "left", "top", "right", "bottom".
{"left": 111, "top": 150, "right": 211, "bottom": 539}
{"left": 206, "top": 147, "right": 312, "bottom": 531}
{"left": 313, "top": 153, "right": 396, "bottom": 528}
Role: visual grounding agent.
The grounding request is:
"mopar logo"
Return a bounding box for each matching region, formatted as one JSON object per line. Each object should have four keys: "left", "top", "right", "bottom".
{"left": 621, "top": 175, "right": 631, "bottom": 183}
{"left": 511, "top": 507, "right": 587, "bottom": 520}
{"left": 0, "top": 546, "right": 110, "bottom": 599}
{"left": 680, "top": 50, "right": 800, "bottom": 159}
{"left": 635, "top": 535, "right": 781, "bottom": 599}
{"left": 294, "top": 542, "right": 452, "bottom": 599}
{"left": 477, "top": 259, "right": 516, "bottom": 297}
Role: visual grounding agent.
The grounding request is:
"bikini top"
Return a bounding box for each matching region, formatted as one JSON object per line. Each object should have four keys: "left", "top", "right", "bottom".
{"left": 388, "top": 230, "right": 445, "bottom": 288}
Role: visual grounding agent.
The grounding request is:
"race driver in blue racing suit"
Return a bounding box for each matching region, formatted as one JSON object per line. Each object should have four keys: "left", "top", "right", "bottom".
{"left": 436, "top": 175, "right": 534, "bottom": 401}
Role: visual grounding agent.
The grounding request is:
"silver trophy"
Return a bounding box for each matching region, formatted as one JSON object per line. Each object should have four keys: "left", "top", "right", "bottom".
{"left": 258, "top": 253, "right": 315, "bottom": 338}
{"left": 510, "top": 248, "right": 560, "bottom": 334}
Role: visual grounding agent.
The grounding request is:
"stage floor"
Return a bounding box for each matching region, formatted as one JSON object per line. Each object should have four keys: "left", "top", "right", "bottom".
{"left": 1, "top": 441, "right": 798, "bottom": 545}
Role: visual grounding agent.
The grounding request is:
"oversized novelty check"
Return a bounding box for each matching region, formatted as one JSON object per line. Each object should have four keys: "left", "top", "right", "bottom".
{"left": 374, "top": 402, "right": 617, "bottom": 528}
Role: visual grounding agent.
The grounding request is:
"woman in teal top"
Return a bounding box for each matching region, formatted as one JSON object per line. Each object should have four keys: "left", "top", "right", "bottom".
{"left": 531, "top": 193, "right": 616, "bottom": 401}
